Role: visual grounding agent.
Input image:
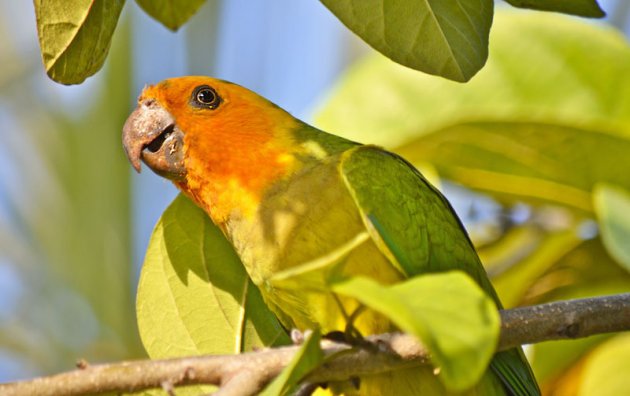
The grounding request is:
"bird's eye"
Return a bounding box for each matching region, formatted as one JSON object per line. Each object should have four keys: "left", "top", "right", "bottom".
{"left": 191, "top": 85, "right": 221, "bottom": 109}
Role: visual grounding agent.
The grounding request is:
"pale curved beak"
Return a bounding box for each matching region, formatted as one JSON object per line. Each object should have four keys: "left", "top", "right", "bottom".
{"left": 122, "top": 99, "right": 186, "bottom": 181}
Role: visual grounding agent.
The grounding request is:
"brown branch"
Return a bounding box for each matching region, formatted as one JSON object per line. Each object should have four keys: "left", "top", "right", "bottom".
{"left": 2, "top": 293, "right": 629, "bottom": 396}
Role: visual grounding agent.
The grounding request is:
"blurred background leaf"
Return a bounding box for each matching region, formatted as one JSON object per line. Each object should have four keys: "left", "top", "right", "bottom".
{"left": 0, "top": 8, "right": 142, "bottom": 377}
{"left": 593, "top": 184, "right": 630, "bottom": 270}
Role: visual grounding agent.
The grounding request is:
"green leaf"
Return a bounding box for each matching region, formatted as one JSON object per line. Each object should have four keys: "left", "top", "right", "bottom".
{"left": 316, "top": 12, "right": 630, "bottom": 212}
{"left": 505, "top": 0, "right": 605, "bottom": 18}
{"left": 34, "top": 0, "right": 125, "bottom": 84}
{"left": 332, "top": 272, "right": 500, "bottom": 391}
{"left": 594, "top": 184, "right": 630, "bottom": 271}
{"left": 316, "top": 11, "right": 630, "bottom": 149}
{"left": 399, "top": 122, "right": 630, "bottom": 213}
{"left": 320, "top": 0, "right": 493, "bottom": 82}
{"left": 137, "top": 194, "right": 289, "bottom": 359}
{"left": 261, "top": 331, "right": 324, "bottom": 396}
{"left": 578, "top": 334, "right": 630, "bottom": 395}
{"left": 136, "top": 0, "right": 207, "bottom": 31}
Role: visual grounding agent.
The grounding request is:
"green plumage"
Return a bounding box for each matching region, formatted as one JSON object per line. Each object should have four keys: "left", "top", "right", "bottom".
{"left": 339, "top": 146, "right": 540, "bottom": 396}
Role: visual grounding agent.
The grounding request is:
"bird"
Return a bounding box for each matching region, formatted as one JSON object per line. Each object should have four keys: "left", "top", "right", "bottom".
{"left": 122, "top": 76, "right": 540, "bottom": 395}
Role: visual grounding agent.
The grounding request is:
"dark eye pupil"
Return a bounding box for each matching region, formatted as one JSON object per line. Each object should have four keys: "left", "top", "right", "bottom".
{"left": 191, "top": 85, "right": 221, "bottom": 109}
{"left": 197, "top": 89, "right": 215, "bottom": 104}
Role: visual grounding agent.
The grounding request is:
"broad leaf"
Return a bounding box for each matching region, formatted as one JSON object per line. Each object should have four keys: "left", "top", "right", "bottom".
{"left": 398, "top": 122, "right": 630, "bottom": 213}
{"left": 332, "top": 272, "right": 499, "bottom": 391}
{"left": 505, "top": 0, "right": 605, "bottom": 18}
{"left": 261, "top": 331, "right": 324, "bottom": 396}
{"left": 136, "top": 0, "right": 207, "bottom": 31}
{"left": 320, "top": 0, "right": 493, "bottom": 82}
{"left": 34, "top": 0, "right": 124, "bottom": 84}
{"left": 316, "top": 11, "right": 630, "bottom": 148}
{"left": 137, "top": 194, "right": 289, "bottom": 359}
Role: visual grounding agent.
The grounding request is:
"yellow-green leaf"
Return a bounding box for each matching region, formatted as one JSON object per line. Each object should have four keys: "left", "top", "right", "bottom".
{"left": 578, "top": 334, "right": 630, "bottom": 395}
{"left": 505, "top": 0, "right": 605, "bottom": 18}
{"left": 398, "top": 122, "right": 630, "bottom": 213}
{"left": 34, "top": 0, "right": 125, "bottom": 84}
{"left": 316, "top": 11, "right": 630, "bottom": 149}
{"left": 490, "top": 227, "right": 582, "bottom": 307}
{"left": 528, "top": 238, "right": 630, "bottom": 383}
{"left": 136, "top": 0, "right": 206, "bottom": 31}
{"left": 261, "top": 330, "right": 324, "bottom": 396}
{"left": 137, "top": 194, "right": 288, "bottom": 358}
{"left": 320, "top": 0, "right": 493, "bottom": 82}
{"left": 332, "top": 272, "right": 500, "bottom": 391}
{"left": 594, "top": 184, "right": 630, "bottom": 271}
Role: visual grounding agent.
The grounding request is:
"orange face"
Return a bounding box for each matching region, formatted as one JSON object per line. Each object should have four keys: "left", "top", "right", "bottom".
{"left": 122, "top": 76, "right": 302, "bottom": 223}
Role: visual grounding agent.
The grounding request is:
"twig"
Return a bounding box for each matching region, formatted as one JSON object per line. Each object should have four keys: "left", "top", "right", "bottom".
{"left": 500, "top": 293, "right": 630, "bottom": 349}
{"left": 1, "top": 293, "right": 629, "bottom": 396}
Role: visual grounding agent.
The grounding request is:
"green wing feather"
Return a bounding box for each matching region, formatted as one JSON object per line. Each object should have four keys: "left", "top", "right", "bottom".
{"left": 339, "top": 145, "right": 540, "bottom": 396}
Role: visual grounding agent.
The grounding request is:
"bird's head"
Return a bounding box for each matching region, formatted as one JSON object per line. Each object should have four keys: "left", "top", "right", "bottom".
{"left": 122, "top": 76, "right": 304, "bottom": 222}
{"left": 123, "top": 76, "right": 297, "bottom": 180}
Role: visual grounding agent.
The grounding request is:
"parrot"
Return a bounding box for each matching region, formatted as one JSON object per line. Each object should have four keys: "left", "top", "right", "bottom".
{"left": 122, "top": 76, "right": 540, "bottom": 396}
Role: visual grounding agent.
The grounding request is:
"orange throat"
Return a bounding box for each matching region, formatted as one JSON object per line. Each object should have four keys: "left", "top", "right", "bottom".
{"left": 175, "top": 130, "right": 298, "bottom": 229}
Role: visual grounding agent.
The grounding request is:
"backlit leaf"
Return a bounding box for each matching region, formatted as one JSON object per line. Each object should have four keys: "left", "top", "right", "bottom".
{"left": 398, "top": 122, "right": 630, "bottom": 213}
{"left": 332, "top": 272, "right": 499, "bottom": 391}
{"left": 261, "top": 330, "right": 324, "bottom": 396}
{"left": 137, "top": 194, "right": 289, "bottom": 358}
{"left": 316, "top": 11, "right": 630, "bottom": 148}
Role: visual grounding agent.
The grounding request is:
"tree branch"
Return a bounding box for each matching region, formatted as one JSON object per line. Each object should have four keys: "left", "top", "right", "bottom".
{"left": 2, "top": 293, "right": 629, "bottom": 396}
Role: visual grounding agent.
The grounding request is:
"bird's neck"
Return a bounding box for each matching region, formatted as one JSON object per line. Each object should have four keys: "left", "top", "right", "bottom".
{"left": 176, "top": 122, "right": 354, "bottom": 231}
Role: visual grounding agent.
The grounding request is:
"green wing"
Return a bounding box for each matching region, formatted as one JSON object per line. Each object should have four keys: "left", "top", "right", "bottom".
{"left": 339, "top": 145, "right": 540, "bottom": 396}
